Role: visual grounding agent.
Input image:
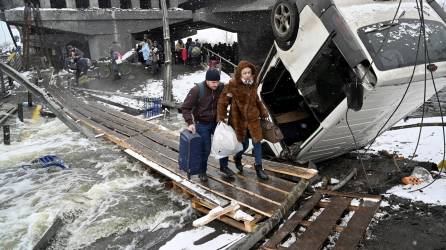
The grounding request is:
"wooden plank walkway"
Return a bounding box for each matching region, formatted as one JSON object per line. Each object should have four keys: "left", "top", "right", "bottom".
{"left": 44, "top": 84, "right": 317, "bottom": 232}
{"left": 263, "top": 190, "right": 381, "bottom": 250}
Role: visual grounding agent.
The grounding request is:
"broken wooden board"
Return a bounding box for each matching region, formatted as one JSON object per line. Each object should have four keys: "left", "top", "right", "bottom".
{"left": 261, "top": 163, "right": 318, "bottom": 180}
{"left": 263, "top": 191, "right": 381, "bottom": 250}
{"left": 192, "top": 201, "right": 241, "bottom": 227}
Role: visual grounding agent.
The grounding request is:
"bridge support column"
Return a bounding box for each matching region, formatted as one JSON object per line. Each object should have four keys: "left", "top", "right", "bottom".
{"left": 66, "top": 0, "right": 76, "bottom": 8}
{"left": 40, "top": 0, "right": 51, "bottom": 8}
{"left": 131, "top": 0, "right": 140, "bottom": 8}
{"left": 151, "top": 0, "right": 160, "bottom": 9}
{"left": 89, "top": 0, "right": 99, "bottom": 8}
{"left": 27, "top": 91, "right": 33, "bottom": 107}
{"left": 18, "top": 103, "right": 23, "bottom": 122}
{"left": 111, "top": 0, "right": 120, "bottom": 8}
{"left": 3, "top": 125, "right": 10, "bottom": 145}
{"left": 88, "top": 34, "right": 133, "bottom": 60}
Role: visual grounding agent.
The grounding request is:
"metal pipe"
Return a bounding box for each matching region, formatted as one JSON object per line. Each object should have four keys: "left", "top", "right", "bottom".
{"left": 202, "top": 47, "right": 237, "bottom": 68}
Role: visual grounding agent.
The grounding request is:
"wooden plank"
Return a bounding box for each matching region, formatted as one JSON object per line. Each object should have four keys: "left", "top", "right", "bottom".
{"left": 63, "top": 105, "right": 129, "bottom": 143}
{"left": 87, "top": 101, "right": 149, "bottom": 129}
{"left": 207, "top": 158, "right": 295, "bottom": 194}
{"left": 192, "top": 199, "right": 253, "bottom": 232}
{"left": 333, "top": 200, "right": 381, "bottom": 250}
{"left": 263, "top": 193, "right": 323, "bottom": 250}
{"left": 300, "top": 220, "right": 346, "bottom": 233}
{"left": 129, "top": 134, "right": 288, "bottom": 205}
{"left": 192, "top": 195, "right": 256, "bottom": 223}
{"left": 80, "top": 104, "right": 145, "bottom": 133}
{"left": 83, "top": 103, "right": 149, "bottom": 132}
{"left": 290, "top": 196, "right": 351, "bottom": 250}
{"left": 318, "top": 200, "right": 359, "bottom": 211}
{"left": 73, "top": 106, "right": 137, "bottom": 137}
{"left": 274, "top": 111, "right": 309, "bottom": 124}
{"left": 126, "top": 149, "right": 229, "bottom": 207}
{"left": 127, "top": 138, "right": 279, "bottom": 217}
{"left": 316, "top": 189, "right": 382, "bottom": 201}
{"left": 142, "top": 130, "right": 180, "bottom": 151}
{"left": 262, "top": 163, "right": 318, "bottom": 180}
{"left": 142, "top": 129, "right": 297, "bottom": 194}
{"left": 193, "top": 202, "right": 240, "bottom": 227}
{"left": 137, "top": 131, "right": 297, "bottom": 194}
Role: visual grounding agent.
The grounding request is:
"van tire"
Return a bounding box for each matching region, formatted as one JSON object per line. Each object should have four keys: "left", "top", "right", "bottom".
{"left": 271, "top": 0, "right": 299, "bottom": 51}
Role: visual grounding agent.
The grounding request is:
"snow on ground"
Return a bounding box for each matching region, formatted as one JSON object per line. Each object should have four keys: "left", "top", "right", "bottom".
{"left": 97, "top": 69, "right": 232, "bottom": 109}
{"left": 370, "top": 116, "right": 446, "bottom": 163}
{"left": 369, "top": 116, "right": 446, "bottom": 205}
{"left": 159, "top": 226, "right": 244, "bottom": 250}
{"left": 182, "top": 28, "right": 237, "bottom": 45}
{"left": 385, "top": 174, "right": 446, "bottom": 206}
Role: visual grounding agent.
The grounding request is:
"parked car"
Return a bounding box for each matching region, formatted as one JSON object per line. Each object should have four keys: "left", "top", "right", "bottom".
{"left": 259, "top": 0, "right": 446, "bottom": 163}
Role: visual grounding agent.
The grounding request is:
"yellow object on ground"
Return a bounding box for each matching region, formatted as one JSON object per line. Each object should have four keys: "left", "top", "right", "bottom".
{"left": 438, "top": 160, "right": 446, "bottom": 170}
{"left": 32, "top": 105, "right": 42, "bottom": 121}
{"left": 79, "top": 75, "right": 89, "bottom": 85}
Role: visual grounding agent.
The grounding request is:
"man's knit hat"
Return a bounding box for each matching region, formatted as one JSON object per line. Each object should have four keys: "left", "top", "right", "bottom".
{"left": 205, "top": 69, "right": 220, "bottom": 81}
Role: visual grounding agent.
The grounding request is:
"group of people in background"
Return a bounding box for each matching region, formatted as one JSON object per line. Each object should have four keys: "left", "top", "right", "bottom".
{"left": 174, "top": 38, "right": 202, "bottom": 67}
{"left": 174, "top": 39, "right": 239, "bottom": 72}
{"left": 136, "top": 37, "right": 163, "bottom": 74}
{"left": 64, "top": 45, "right": 90, "bottom": 84}
{"left": 62, "top": 35, "right": 240, "bottom": 83}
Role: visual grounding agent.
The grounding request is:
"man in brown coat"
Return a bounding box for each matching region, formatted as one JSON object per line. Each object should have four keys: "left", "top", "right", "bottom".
{"left": 217, "top": 60, "right": 269, "bottom": 180}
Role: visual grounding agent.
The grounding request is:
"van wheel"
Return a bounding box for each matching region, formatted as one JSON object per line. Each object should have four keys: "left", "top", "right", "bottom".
{"left": 271, "top": 0, "right": 299, "bottom": 51}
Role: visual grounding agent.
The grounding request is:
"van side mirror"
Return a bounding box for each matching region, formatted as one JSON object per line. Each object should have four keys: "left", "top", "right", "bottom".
{"left": 346, "top": 81, "right": 363, "bottom": 111}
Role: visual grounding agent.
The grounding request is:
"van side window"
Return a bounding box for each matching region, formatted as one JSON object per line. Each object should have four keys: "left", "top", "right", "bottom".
{"left": 297, "top": 41, "right": 352, "bottom": 120}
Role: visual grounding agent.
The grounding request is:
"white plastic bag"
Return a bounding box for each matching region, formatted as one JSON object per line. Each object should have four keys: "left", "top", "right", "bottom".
{"left": 211, "top": 122, "right": 243, "bottom": 159}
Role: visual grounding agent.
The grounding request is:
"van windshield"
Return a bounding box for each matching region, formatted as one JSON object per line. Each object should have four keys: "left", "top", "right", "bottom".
{"left": 358, "top": 19, "right": 446, "bottom": 71}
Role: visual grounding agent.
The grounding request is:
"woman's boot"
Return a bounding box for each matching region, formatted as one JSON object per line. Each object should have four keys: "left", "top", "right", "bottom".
{"left": 234, "top": 157, "right": 243, "bottom": 173}
{"left": 254, "top": 164, "right": 269, "bottom": 180}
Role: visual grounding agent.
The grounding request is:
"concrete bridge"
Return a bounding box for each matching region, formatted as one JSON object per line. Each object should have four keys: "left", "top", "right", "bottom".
{"left": 1, "top": 0, "right": 275, "bottom": 65}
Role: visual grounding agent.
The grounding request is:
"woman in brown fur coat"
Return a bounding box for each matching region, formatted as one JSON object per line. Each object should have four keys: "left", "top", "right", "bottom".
{"left": 217, "top": 60, "right": 269, "bottom": 180}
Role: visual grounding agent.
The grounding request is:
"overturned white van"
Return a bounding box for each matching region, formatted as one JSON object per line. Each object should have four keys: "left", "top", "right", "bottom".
{"left": 259, "top": 0, "right": 446, "bottom": 163}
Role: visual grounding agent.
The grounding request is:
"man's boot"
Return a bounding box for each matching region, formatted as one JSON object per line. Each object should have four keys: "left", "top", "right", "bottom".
{"left": 255, "top": 164, "right": 269, "bottom": 180}
{"left": 199, "top": 172, "right": 208, "bottom": 182}
{"left": 234, "top": 157, "right": 243, "bottom": 173}
{"left": 220, "top": 166, "right": 235, "bottom": 178}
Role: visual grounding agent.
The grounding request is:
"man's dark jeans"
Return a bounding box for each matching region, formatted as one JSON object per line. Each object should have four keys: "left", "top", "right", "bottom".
{"left": 196, "top": 122, "right": 226, "bottom": 173}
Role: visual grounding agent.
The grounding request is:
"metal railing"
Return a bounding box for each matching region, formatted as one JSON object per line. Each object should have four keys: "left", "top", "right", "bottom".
{"left": 202, "top": 47, "right": 237, "bottom": 75}
{"left": 0, "top": 62, "right": 94, "bottom": 138}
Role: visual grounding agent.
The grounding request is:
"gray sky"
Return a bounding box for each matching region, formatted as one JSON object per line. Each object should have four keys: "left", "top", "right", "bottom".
{"left": 0, "top": 21, "right": 20, "bottom": 48}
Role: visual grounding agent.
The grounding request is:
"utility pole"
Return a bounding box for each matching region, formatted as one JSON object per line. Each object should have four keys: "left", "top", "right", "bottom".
{"left": 5, "top": 23, "right": 18, "bottom": 49}
{"left": 160, "top": 0, "right": 173, "bottom": 110}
